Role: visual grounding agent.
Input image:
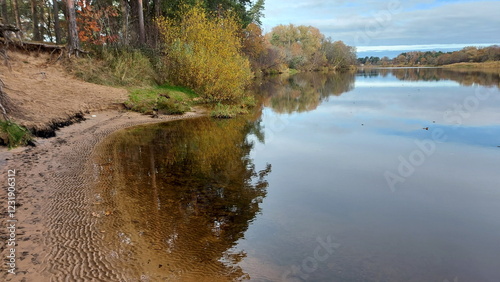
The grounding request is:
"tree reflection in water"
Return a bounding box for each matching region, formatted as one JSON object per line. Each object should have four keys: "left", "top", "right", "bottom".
{"left": 254, "top": 68, "right": 498, "bottom": 116}
{"left": 94, "top": 115, "right": 271, "bottom": 281}
{"left": 253, "top": 71, "right": 356, "bottom": 114}
{"left": 358, "top": 67, "right": 500, "bottom": 88}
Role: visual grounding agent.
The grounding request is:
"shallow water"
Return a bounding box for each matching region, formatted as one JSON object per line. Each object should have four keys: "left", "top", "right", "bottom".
{"left": 95, "top": 68, "right": 500, "bottom": 281}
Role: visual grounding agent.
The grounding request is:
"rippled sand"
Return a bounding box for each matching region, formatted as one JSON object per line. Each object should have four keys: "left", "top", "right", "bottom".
{"left": 0, "top": 110, "right": 202, "bottom": 282}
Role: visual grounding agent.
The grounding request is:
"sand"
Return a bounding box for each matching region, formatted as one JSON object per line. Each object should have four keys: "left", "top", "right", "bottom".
{"left": 1, "top": 50, "right": 128, "bottom": 132}
{"left": 0, "top": 50, "right": 204, "bottom": 281}
{"left": 0, "top": 110, "right": 204, "bottom": 281}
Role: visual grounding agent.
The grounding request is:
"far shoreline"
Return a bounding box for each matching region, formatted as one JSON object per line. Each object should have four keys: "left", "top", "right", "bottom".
{"left": 358, "top": 61, "right": 500, "bottom": 73}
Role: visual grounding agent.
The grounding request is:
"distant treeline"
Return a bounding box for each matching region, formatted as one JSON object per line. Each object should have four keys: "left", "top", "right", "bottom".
{"left": 358, "top": 45, "right": 500, "bottom": 66}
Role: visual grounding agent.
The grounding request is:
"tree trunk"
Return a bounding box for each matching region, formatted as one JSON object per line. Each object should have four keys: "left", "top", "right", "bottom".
{"left": 12, "top": 0, "right": 21, "bottom": 31}
{"left": 46, "top": 0, "right": 53, "bottom": 42}
{"left": 53, "top": 0, "right": 61, "bottom": 44}
{"left": 1, "top": 0, "right": 9, "bottom": 24}
{"left": 65, "top": 0, "right": 79, "bottom": 55}
{"left": 137, "top": 0, "right": 145, "bottom": 45}
{"left": 121, "top": 0, "right": 129, "bottom": 45}
{"left": 30, "top": 0, "right": 41, "bottom": 41}
{"left": 39, "top": 0, "right": 45, "bottom": 41}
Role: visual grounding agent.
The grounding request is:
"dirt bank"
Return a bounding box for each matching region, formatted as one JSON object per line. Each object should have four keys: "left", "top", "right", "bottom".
{"left": 0, "top": 50, "right": 128, "bottom": 134}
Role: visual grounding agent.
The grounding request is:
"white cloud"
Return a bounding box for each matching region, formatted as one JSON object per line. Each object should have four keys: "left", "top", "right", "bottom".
{"left": 262, "top": 0, "right": 500, "bottom": 48}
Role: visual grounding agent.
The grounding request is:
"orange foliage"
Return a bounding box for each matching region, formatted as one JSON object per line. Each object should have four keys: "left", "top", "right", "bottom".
{"left": 242, "top": 23, "right": 265, "bottom": 59}
{"left": 76, "top": 0, "right": 119, "bottom": 45}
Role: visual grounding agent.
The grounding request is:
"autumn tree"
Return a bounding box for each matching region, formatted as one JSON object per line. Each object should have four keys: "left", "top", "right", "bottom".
{"left": 321, "top": 39, "right": 356, "bottom": 70}
{"left": 157, "top": 4, "right": 252, "bottom": 102}
{"left": 266, "top": 24, "right": 356, "bottom": 71}
{"left": 241, "top": 22, "right": 266, "bottom": 71}
{"left": 76, "top": 0, "right": 119, "bottom": 45}
{"left": 267, "top": 24, "right": 325, "bottom": 70}
{"left": 256, "top": 41, "right": 286, "bottom": 74}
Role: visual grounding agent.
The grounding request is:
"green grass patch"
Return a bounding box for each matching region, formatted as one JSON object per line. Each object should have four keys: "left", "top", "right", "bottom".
{"left": 158, "top": 85, "right": 199, "bottom": 99}
{"left": 0, "top": 121, "right": 33, "bottom": 148}
{"left": 210, "top": 103, "right": 244, "bottom": 118}
{"left": 209, "top": 95, "right": 257, "bottom": 118}
{"left": 125, "top": 84, "right": 199, "bottom": 115}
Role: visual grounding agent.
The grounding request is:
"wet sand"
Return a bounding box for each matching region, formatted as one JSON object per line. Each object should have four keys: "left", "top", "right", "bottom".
{"left": 0, "top": 110, "right": 203, "bottom": 281}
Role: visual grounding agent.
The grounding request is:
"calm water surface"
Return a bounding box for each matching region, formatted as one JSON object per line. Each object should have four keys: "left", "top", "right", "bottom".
{"left": 95, "top": 68, "right": 500, "bottom": 281}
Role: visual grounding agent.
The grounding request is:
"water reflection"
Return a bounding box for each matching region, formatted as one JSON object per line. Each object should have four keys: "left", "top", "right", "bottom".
{"left": 255, "top": 68, "right": 499, "bottom": 116}
{"left": 254, "top": 71, "right": 355, "bottom": 114}
{"left": 93, "top": 68, "right": 500, "bottom": 281}
{"left": 239, "top": 68, "right": 500, "bottom": 281}
{"left": 359, "top": 67, "right": 500, "bottom": 88}
{"left": 94, "top": 116, "right": 271, "bottom": 281}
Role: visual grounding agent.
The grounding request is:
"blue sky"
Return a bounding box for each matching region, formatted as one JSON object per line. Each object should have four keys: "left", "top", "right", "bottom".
{"left": 261, "top": 0, "right": 500, "bottom": 58}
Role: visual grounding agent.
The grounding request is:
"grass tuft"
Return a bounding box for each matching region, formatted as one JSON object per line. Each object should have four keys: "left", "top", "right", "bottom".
{"left": 0, "top": 121, "right": 33, "bottom": 148}
{"left": 68, "top": 47, "right": 157, "bottom": 87}
{"left": 125, "top": 84, "right": 199, "bottom": 115}
{"left": 210, "top": 103, "right": 249, "bottom": 118}
{"left": 209, "top": 95, "right": 257, "bottom": 118}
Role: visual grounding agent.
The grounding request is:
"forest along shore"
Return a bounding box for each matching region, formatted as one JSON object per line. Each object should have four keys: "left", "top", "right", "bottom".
{"left": 0, "top": 110, "right": 204, "bottom": 281}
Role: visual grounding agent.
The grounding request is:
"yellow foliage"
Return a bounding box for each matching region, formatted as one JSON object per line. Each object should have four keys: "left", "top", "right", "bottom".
{"left": 157, "top": 4, "right": 252, "bottom": 102}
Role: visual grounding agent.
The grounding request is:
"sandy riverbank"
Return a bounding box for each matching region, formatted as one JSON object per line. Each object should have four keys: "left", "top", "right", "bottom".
{"left": 0, "top": 49, "right": 207, "bottom": 281}
{"left": 0, "top": 109, "right": 203, "bottom": 281}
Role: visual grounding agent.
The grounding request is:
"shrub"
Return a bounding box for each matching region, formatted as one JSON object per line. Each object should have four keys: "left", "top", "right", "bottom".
{"left": 157, "top": 4, "right": 252, "bottom": 103}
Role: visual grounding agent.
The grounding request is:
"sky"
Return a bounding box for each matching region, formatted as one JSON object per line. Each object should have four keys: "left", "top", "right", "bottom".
{"left": 261, "top": 0, "right": 500, "bottom": 58}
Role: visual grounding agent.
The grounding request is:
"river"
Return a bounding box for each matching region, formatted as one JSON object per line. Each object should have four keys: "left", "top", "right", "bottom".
{"left": 94, "top": 68, "right": 500, "bottom": 281}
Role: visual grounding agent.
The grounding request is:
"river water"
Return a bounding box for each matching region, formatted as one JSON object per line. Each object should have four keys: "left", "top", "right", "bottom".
{"left": 94, "top": 68, "right": 500, "bottom": 281}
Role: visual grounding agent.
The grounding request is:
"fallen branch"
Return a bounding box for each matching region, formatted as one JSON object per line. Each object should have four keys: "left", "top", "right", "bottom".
{"left": 0, "top": 23, "right": 20, "bottom": 34}
{"left": 5, "top": 39, "right": 65, "bottom": 52}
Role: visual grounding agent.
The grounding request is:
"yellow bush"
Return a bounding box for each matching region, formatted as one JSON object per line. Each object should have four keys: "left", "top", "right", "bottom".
{"left": 157, "top": 4, "right": 252, "bottom": 102}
